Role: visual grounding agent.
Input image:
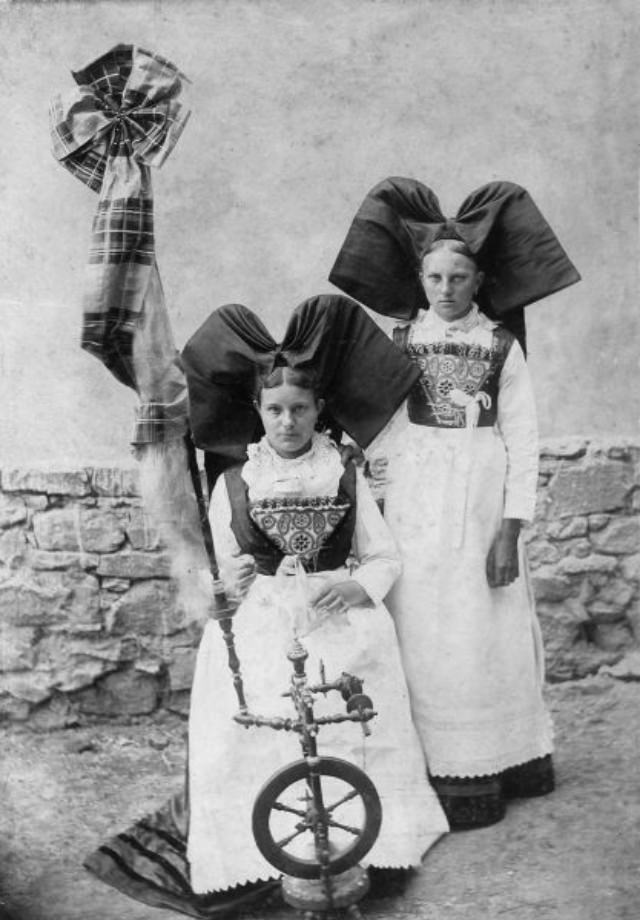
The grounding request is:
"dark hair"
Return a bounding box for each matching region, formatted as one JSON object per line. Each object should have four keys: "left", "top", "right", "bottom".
{"left": 255, "top": 365, "right": 322, "bottom": 403}
{"left": 421, "top": 237, "right": 481, "bottom": 269}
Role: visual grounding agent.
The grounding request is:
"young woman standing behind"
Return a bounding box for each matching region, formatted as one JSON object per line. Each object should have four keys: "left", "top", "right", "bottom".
{"left": 329, "top": 178, "right": 581, "bottom": 829}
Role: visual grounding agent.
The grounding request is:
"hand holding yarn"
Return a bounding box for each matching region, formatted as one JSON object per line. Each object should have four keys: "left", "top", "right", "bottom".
{"left": 309, "top": 580, "right": 371, "bottom": 615}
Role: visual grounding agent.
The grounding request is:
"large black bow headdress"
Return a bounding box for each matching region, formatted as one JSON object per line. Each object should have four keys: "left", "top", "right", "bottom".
{"left": 329, "top": 177, "right": 581, "bottom": 350}
{"left": 181, "top": 295, "right": 421, "bottom": 477}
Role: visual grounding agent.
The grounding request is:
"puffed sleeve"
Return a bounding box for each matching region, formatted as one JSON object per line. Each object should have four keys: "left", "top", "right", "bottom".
{"left": 497, "top": 340, "right": 539, "bottom": 521}
{"left": 209, "top": 475, "right": 244, "bottom": 587}
{"left": 349, "top": 468, "right": 402, "bottom": 605}
{"left": 358, "top": 403, "right": 410, "bottom": 503}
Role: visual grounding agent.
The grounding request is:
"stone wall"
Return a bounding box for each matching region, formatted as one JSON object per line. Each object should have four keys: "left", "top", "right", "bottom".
{"left": 1, "top": 438, "right": 639, "bottom": 726}
{"left": 527, "top": 439, "right": 640, "bottom": 681}
{"left": 0, "top": 467, "right": 193, "bottom": 728}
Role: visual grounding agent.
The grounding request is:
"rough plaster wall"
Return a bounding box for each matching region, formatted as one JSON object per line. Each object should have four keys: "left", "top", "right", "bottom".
{"left": 0, "top": 0, "right": 638, "bottom": 465}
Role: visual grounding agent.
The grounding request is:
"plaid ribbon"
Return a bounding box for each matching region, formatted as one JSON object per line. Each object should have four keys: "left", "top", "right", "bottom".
{"left": 50, "top": 44, "right": 191, "bottom": 396}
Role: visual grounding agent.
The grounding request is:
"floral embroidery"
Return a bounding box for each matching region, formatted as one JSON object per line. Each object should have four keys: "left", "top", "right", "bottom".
{"left": 407, "top": 341, "right": 502, "bottom": 428}
{"left": 249, "top": 498, "right": 350, "bottom": 562}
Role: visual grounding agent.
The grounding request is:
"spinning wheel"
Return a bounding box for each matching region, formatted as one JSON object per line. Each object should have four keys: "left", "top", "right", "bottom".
{"left": 252, "top": 756, "right": 382, "bottom": 880}
{"left": 212, "top": 589, "right": 383, "bottom": 915}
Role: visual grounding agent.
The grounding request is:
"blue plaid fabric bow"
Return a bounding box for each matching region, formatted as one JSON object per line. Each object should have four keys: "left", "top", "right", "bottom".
{"left": 50, "top": 44, "right": 191, "bottom": 400}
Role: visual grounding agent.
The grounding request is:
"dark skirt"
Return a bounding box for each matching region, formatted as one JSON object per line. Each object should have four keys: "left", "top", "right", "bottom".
{"left": 430, "top": 754, "right": 555, "bottom": 831}
{"left": 83, "top": 790, "right": 279, "bottom": 918}
{"left": 84, "top": 794, "right": 411, "bottom": 916}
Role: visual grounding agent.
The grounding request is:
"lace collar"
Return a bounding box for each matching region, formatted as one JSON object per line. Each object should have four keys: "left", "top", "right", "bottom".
{"left": 243, "top": 432, "right": 345, "bottom": 502}
{"left": 409, "top": 304, "right": 497, "bottom": 344}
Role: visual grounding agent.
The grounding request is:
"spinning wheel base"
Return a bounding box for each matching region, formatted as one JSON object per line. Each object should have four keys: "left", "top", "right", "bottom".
{"left": 282, "top": 863, "right": 369, "bottom": 914}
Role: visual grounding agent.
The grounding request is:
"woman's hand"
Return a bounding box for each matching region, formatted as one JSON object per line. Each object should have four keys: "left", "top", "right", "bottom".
{"left": 486, "top": 519, "right": 521, "bottom": 588}
{"left": 339, "top": 442, "right": 365, "bottom": 466}
{"left": 367, "top": 454, "right": 389, "bottom": 484}
{"left": 221, "top": 550, "right": 257, "bottom": 601}
{"left": 309, "top": 580, "right": 372, "bottom": 614}
{"left": 365, "top": 452, "right": 390, "bottom": 505}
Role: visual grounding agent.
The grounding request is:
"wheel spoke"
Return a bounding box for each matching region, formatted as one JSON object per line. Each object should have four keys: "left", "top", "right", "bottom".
{"left": 325, "top": 788, "right": 359, "bottom": 814}
{"left": 272, "top": 801, "right": 308, "bottom": 819}
{"left": 325, "top": 817, "right": 361, "bottom": 836}
{"left": 275, "top": 825, "right": 311, "bottom": 848}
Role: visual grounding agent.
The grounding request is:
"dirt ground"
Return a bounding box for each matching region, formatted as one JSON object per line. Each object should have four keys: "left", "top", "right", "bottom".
{"left": 1, "top": 675, "right": 639, "bottom": 920}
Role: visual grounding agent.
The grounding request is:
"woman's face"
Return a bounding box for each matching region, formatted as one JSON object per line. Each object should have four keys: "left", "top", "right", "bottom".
{"left": 258, "top": 382, "right": 324, "bottom": 458}
{"left": 421, "top": 248, "right": 483, "bottom": 322}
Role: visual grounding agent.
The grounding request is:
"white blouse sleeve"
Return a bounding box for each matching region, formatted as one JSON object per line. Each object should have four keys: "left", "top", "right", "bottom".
{"left": 209, "top": 475, "right": 244, "bottom": 587}
{"left": 496, "top": 341, "right": 539, "bottom": 522}
{"left": 349, "top": 468, "right": 402, "bottom": 606}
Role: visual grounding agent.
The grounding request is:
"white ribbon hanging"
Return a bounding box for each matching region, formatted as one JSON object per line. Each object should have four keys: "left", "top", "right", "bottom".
{"left": 275, "top": 554, "right": 319, "bottom": 638}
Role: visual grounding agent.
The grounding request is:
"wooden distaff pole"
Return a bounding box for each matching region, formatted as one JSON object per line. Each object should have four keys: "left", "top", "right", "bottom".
{"left": 184, "top": 432, "right": 248, "bottom": 715}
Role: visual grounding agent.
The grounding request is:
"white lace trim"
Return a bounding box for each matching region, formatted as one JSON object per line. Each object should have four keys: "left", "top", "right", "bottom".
{"left": 410, "top": 304, "right": 498, "bottom": 345}
{"left": 423, "top": 708, "right": 555, "bottom": 778}
{"left": 243, "top": 432, "right": 344, "bottom": 501}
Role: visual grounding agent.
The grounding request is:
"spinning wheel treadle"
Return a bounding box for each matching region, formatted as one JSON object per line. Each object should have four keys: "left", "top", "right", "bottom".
{"left": 252, "top": 756, "right": 382, "bottom": 880}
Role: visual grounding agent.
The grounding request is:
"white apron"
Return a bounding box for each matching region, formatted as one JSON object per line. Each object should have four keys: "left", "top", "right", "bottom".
{"left": 385, "top": 424, "right": 553, "bottom": 779}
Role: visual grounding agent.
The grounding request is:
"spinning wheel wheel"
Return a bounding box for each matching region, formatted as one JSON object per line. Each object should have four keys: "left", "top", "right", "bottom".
{"left": 252, "top": 756, "right": 382, "bottom": 880}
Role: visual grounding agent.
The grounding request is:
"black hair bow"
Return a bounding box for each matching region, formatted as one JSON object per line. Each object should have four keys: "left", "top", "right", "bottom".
{"left": 329, "top": 177, "right": 581, "bottom": 351}
{"left": 181, "top": 295, "right": 420, "bottom": 475}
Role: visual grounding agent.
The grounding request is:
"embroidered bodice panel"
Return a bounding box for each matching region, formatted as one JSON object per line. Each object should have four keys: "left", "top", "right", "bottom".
{"left": 248, "top": 496, "right": 351, "bottom": 563}
{"left": 225, "top": 434, "right": 357, "bottom": 574}
{"left": 394, "top": 310, "right": 514, "bottom": 428}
